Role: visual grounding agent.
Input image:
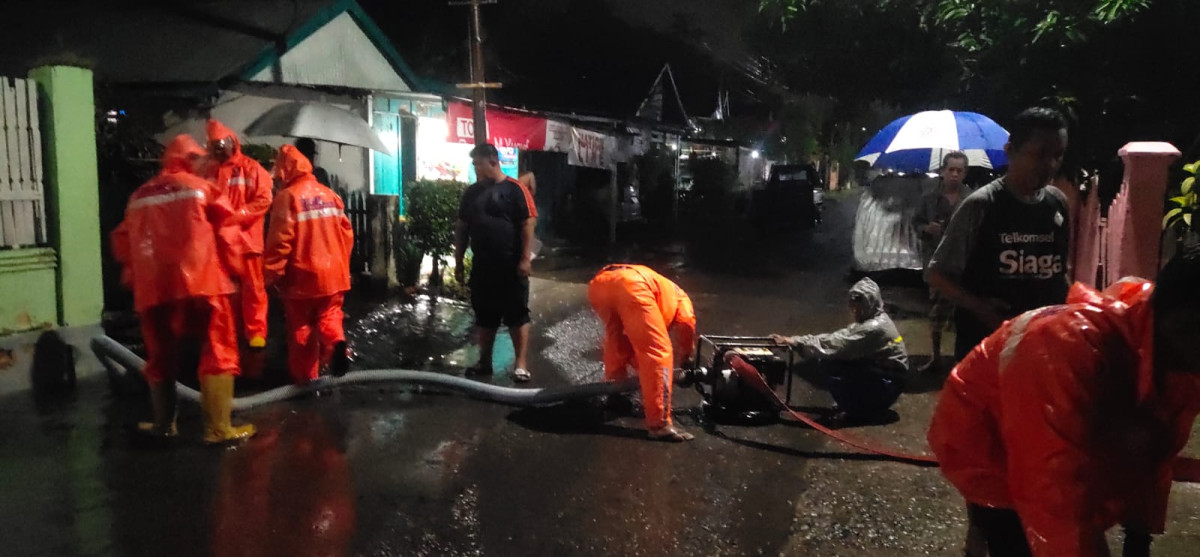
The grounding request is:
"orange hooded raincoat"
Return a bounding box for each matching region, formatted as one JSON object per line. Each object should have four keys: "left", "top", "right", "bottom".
{"left": 263, "top": 145, "right": 354, "bottom": 384}
{"left": 928, "top": 278, "right": 1200, "bottom": 556}
{"left": 588, "top": 264, "right": 696, "bottom": 429}
{"left": 206, "top": 119, "right": 273, "bottom": 340}
{"left": 111, "top": 135, "right": 240, "bottom": 381}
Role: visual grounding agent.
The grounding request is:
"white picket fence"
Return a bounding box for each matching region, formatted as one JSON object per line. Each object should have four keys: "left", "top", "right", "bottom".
{"left": 0, "top": 76, "right": 47, "bottom": 249}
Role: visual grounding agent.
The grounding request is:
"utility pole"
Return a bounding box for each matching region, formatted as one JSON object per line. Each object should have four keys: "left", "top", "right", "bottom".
{"left": 450, "top": 0, "right": 501, "bottom": 147}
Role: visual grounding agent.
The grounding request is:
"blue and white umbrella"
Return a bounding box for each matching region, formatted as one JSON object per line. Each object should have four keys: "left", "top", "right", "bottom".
{"left": 855, "top": 110, "right": 1009, "bottom": 172}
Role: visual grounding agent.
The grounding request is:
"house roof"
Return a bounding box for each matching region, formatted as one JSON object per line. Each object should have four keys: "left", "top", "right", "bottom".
{"left": 0, "top": 0, "right": 426, "bottom": 91}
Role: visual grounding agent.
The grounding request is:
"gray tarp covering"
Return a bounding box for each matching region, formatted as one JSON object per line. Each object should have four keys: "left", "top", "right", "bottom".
{"left": 852, "top": 175, "right": 939, "bottom": 272}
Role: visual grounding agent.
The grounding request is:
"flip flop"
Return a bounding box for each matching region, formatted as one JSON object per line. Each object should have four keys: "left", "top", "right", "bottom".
{"left": 512, "top": 368, "right": 532, "bottom": 383}
{"left": 648, "top": 427, "right": 694, "bottom": 442}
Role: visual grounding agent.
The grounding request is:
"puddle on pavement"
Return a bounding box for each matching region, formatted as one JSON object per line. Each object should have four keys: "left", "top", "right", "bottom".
{"left": 542, "top": 309, "right": 604, "bottom": 384}
{"left": 346, "top": 294, "right": 514, "bottom": 374}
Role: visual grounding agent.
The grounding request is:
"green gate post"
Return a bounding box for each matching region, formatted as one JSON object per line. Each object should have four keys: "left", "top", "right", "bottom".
{"left": 28, "top": 65, "right": 102, "bottom": 326}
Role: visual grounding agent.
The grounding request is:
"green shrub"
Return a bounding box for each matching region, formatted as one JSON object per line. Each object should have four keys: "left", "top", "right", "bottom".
{"left": 240, "top": 143, "right": 276, "bottom": 169}
{"left": 403, "top": 179, "right": 469, "bottom": 258}
{"left": 403, "top": 179, "right": 469, "bottom": 292}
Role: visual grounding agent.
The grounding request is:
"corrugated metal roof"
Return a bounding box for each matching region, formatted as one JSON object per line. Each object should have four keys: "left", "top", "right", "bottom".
{"left": 0, "top": 0, "right": 337, "bottom": 83}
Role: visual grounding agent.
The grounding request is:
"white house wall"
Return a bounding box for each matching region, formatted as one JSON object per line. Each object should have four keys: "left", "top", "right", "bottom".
{"left": 158, "top": 87, "right": 370, "bottom": 192}
{"left": 248, "top": 12, "right": 411, "bottom": 92}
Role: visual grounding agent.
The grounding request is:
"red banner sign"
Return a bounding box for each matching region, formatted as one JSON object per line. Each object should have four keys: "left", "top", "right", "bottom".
{"left": 447, "top": 101, "right": 547, "bottom": 149}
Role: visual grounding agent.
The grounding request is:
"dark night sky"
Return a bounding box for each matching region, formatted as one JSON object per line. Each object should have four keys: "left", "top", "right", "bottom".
{"left": 359, "top": 0, "right": 764, "bottom": 120}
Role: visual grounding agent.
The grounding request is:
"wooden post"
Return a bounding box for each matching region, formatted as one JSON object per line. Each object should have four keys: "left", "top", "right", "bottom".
{"left": 469, "top": 0, "right": 487, "bottom": 146}
{"left": 368, "top": 195, "right": 399, "bottom": 289}
{"left": 451, "top": 0, "right": 498, "bottom": 146}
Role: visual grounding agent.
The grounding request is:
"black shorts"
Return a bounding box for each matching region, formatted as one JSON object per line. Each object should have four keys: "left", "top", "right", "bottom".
{"left": 469, "top": 264, "right": 531, "bottom": 329}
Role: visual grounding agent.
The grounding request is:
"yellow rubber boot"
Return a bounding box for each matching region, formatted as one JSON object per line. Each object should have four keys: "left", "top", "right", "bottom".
{"left": 136, "top": 380, "right": 178, "bottom": 439}
{"left": 200, "top": 374, "right": 256, "bottom": 444}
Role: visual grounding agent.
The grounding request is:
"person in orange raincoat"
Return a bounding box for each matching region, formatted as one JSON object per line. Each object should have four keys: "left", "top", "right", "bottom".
{"left": 206, "top": 119, "right": 274, "bottom": 349}
{"left": 263, "top": 145, "right": 354, "bottom": 385}
{"left": 927, "top": 248, "right": 1200, "bottom": 557}
{"left": 588, "top": 264, "right": 697, "bottom": 442}
{"left": 111, "top": 135, "right": 256, "bottom": 444}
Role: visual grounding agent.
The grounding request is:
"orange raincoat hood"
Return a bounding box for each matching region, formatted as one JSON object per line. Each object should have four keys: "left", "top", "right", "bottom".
{"left": 1066, "top": 279, "right": 1158, "bottom": 403}
{"left": 161, "top": 134, "right": 206, "bottom": 175}
{"left": 204, "top": 119, "right": 274, "bottom": 254}
{"left": 206, "top": 119, "right": 242, "bottom": 154}
{"left": 275, "top": 144, "right": 314, "bottom": 187}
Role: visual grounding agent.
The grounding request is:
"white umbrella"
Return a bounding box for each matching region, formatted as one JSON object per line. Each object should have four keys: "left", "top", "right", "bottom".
{"left": 244, "top": 101, "right": 392, "bottom": 155}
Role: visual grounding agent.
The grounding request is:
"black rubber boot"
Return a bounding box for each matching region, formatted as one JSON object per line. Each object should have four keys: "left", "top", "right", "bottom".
{"left": 330, "top": 341, "right": 351, "bottom": 378}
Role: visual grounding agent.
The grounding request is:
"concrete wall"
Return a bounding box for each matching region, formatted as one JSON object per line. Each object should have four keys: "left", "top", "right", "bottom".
{"left": 28, "top": 65, "right": 103, "bottom": 328}
{"left": 159, "top": 84, "right": 372, "bottom": 192}
{"left": 1, "top": 66, "right": 104, "bottom": 392}
{"left": 0, "top": 248, "right": 57, "bottom": 334}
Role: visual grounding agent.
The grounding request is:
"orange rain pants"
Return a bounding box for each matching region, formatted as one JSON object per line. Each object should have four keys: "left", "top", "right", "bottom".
{"left": 588, "top": 265, "right": 696, "bottom": 429}
{"left": 235, "top": 256, "right": 269, "bottom": 341}
{"left": 141, "top": 296, "right": 240, "bottom": 383}
{"left": 282, "top": 294, "right": 346, "bottom": 385}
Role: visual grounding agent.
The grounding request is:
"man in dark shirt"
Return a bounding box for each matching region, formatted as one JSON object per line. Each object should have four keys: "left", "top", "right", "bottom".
{"left": 927, "top": 107, "right": 1071, "bottom": 361}
{"left": 294, "top": 138, "right": 332, "bottom": 188}
{"left": 454, "top": 144, "right": 539, "bottom": 382}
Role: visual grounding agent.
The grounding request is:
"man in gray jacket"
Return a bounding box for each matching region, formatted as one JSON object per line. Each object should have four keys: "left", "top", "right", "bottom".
{"left": 771, "top": 278, "right": 909, "bottom": 425}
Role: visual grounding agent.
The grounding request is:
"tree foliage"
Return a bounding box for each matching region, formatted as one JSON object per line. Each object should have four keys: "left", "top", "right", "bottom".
{"left": 751, "top": 0, "right": 1200, "bottom": 174}
{"left": 760, "top": 0, "right": 1152, "bottom": 51}
{"left": 1164, "top": 159, "right": 1200, "bottom": 234}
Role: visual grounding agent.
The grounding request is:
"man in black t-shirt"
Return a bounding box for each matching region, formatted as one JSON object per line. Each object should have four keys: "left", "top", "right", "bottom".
{"left": 454, "top": 144, "right": 539, "bottom": 382}
{"left": 928, "top": 107, "right": 1072, "bottom": 362}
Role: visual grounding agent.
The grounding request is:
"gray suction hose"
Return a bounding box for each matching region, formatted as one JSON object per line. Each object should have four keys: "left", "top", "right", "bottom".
{"left": 91, "top": 335, "right": 638, "bottom": 412}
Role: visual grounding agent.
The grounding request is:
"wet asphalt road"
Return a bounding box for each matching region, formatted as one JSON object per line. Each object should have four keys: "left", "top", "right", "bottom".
{"left": 4, "top": 190, "right": 1200, "bottom": 556}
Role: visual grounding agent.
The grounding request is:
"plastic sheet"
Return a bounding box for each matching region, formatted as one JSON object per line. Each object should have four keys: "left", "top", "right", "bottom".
{"left": 851, "top": 175, "right": 939, "bottom": 272}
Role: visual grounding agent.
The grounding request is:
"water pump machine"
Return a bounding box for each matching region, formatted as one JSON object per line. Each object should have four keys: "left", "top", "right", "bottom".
{"left": 676, "top": 335, "right": 795, "bottom": 424}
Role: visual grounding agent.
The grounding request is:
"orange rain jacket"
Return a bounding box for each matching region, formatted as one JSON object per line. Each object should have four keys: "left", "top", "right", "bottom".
{"left": 205, "top": 119, "right": 273, "bottom": 254}
{"left": 111, "top": 135, "right": 237, "bottom": 311}
{"left": 263, "top": 145, "right": 354, "bottom": 299}
{"left": 928, "top": 278, "right": 1200, "bottom": 556}
{"left": 588, "top": 264, "right": 696, "bottom": 428}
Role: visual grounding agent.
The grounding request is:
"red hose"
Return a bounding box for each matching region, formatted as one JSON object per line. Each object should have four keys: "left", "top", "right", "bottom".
{"left": 725, "top": 356, "right": 1200, "bottom": 481}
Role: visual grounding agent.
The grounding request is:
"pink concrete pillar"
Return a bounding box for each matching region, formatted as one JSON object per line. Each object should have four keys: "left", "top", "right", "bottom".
{"left": 1074, "top": 191, "right": 1101, "bottom": 287}
{"left": 1106, "top": 192, "right": 1128, "bottom": 287}
{"left": 1054, "top": 177, "right": 1082, "bottom": 283}
{"left": 1111, "top": 142, "right": 1181, "bottom": 282}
